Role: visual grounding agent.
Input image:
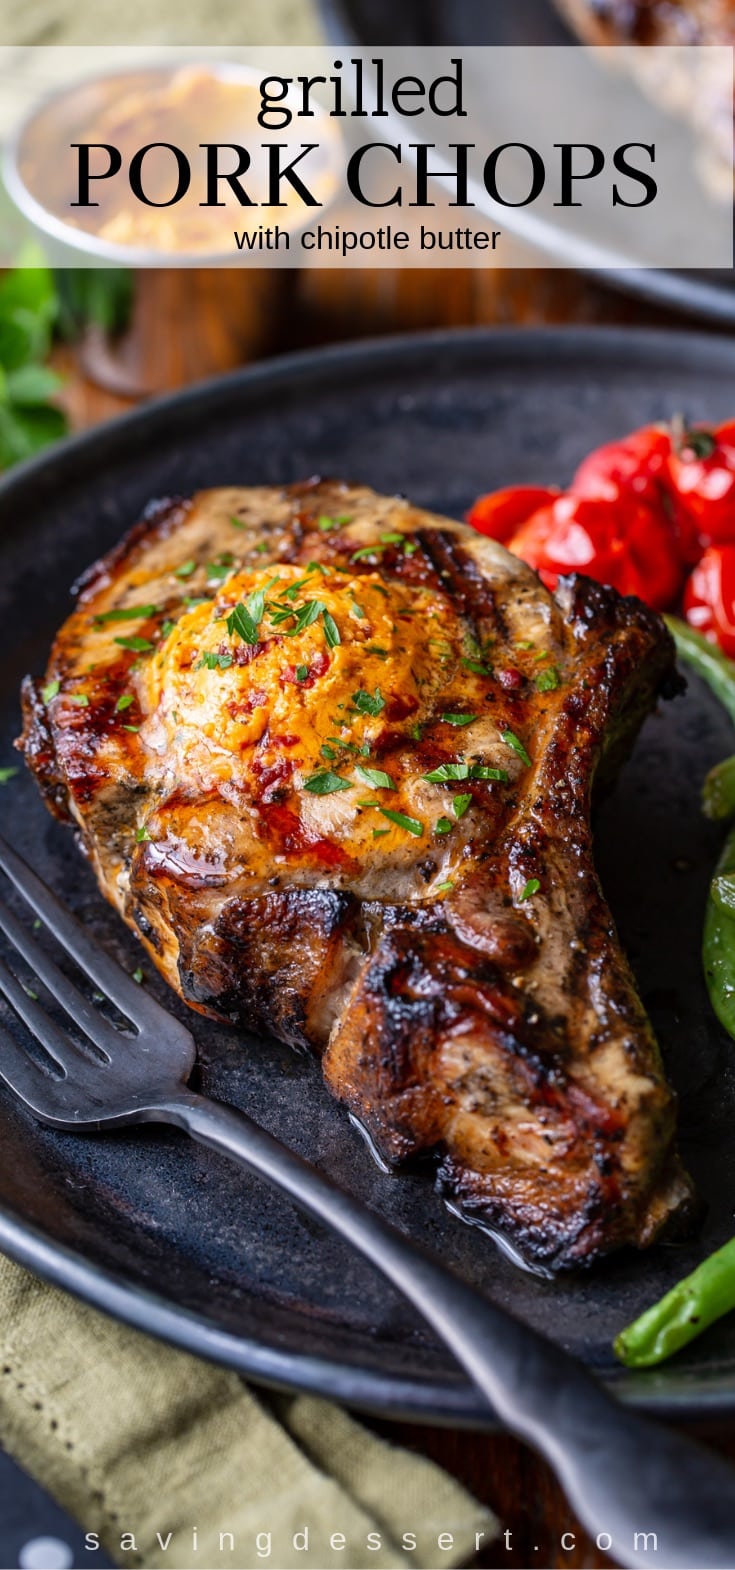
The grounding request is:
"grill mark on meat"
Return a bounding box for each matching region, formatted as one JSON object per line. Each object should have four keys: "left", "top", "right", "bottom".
{"left": 414, "top": 529, "right": 501, "bottom": 628}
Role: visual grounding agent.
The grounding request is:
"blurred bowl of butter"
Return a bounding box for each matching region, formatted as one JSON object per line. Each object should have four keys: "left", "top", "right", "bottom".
{"left": 3, "top": 61, "right": 341, "bottom": 393}
{"left": 4, "top": 60, "right": 341, "bottom": 263}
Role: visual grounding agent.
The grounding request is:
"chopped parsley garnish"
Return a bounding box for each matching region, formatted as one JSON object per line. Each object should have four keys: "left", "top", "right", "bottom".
{"left": 435, "top": 817, "right": 453, "bottom": 835}
{"left": 136, "top": 826, "right": 152, "bottom": 842}
{"left": 321, "top": 744, "right": 337, "bottom": 760}
{"left": 329, "top": 738, "right": 369, "bottom": 755}
{"left": 227, "top": 590, "right": 265, "bottom": 644}
{"left": 423, "top": 761, "right": 508, "bottom": 784}
{"left": 317, "top": 514, "right": 348, "bottom": 532}
{"left": 453, "top": 793, "right": 472, "bottom": 818}
{"left": 365, "top": 645, "right": 389, "bottom": 660}
{"left": 519, "top": 878, "right": 540, "bottom": 901}
{"left": 428, "top": 638, "right": 453, "bottom": 662}
{"left": 114, "top": 636, "right": 155, "bottom": 653}
{"left": 349, "top": 599, "right": 366, "bottom": 620}
{"left": 183, "top": 596, "right": 210, "bottom": 609}
{"left": 230, "top": 515, "right": 245, "bottom": 529}
{"left": 461, "top": 657, "right": 492, "bottom": 676}
{"left": 122, "top": 724, "right": 140, "bottom": 733}
{"left": 69, "top": 694, "right": 90, "bottom": 706}
{"left": 378, "top": 531, "right": 417, "bottom": 556}
{"left": 295, "top": 664, "right": 309, "bottom": 682}
{"left": 254, "top": 541, "right": 269, "bottom": 554}
{"left": 206, "top": 554, "right": 236, "bottom": 583}
{"left": 354, "top": 765, "right": 395, "bottom": 791}
{"left": 115, "top": 693, "right": 135, "bottom": 712}
{"left": 501, "top": 729, "right": 532, "bottom": 767}
{"left": 352, "top": 545, "right": 383, "bottom": 562}
{"left": 132, "top": 967, "right": 144, "bottom": 985}
{"left": 175, "top": 560, "right": 197, "bottom": 580}
{"left": 372, "top": 827, "right": 390, "bottom": 838}
{"left": 0, "top": 766, "right": 18, "bottom": 784}
{"left": 303, "top": 770, "right": 353, "bottom": 795}
{"left": 247, "top": 588, "right": 266, "bottom": 624}
{"left": 42, "top": 679, "right": 60, "bottom": 703}
{"left": 95, "top": 603, "right": 158, "bottom": 625}
{"left": 424, "top": 762, "right": 471, "bottom": 783}
{"left": 282, "top": 575, "right": 315, "bottom": 601}
{"left": 197, "top": 651, "right": 233, "bottom": 671}
{"left": 441, "top": 713, "right": 477, "bottom": 728}
{"left": 535, "top": 667, "right": 560, "bottom": 693}
{"left": 284, "top": 599, "right": 325, "bottom": 636}
{"left": 323, "top": 611, "right": 341, "bottom": 648}
{"left": 379, "top": 808, "right": 423, "bottom": 837}
{"left": 434, "top": 880, "right": 454, "bottom": 894}
{"left": 471, "top": 765, "right": 508, "bottom": 781}
{"left": 352, "top": 687, "right": 385, "bottom": 717}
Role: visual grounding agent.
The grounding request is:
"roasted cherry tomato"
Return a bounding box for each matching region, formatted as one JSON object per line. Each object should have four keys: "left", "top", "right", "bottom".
{"left": 572, "top": 424, "right": 672, "bottom": 507}
{"left": 507, "top": 492, "right": 682, "bottom": 610}
{"left": 466, "top": 485, "right": 560, "bottom": 543}
{"left": 684, "top": 545, "right": 735, "bottom": 658}
{"left": 667, "top": 421, "right": 735, "bottom": 550}
{"left": 572, "top": 422, "right": 698, "bottom": 566}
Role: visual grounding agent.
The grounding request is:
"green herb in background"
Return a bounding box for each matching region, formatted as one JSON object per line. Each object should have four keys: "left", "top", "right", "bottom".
{"left": 54, "top": 268, "right": 134, "bottom": 339}
{"left": 0, "top": 268, "right": 67, "bottom": 469}
{"left": 0, "top": 264, "right": 135, "bottom": 473}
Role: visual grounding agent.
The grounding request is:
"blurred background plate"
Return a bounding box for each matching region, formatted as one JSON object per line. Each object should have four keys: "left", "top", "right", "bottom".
{"left": 320, "top": 0, "right": 735, "bottom": 325}
{"left": 1, "top": 326, "right": 735, "bottom": 1427}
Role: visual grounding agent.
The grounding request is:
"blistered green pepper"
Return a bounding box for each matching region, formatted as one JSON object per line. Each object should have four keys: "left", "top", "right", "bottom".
{"left": 615, "top": 1236, "right": 735, "bottom": 1367}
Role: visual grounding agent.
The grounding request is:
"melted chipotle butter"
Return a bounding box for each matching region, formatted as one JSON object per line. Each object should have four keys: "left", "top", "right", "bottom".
{"left": 134, "top": 563, "right": 525, "bottom": 889}
{"left": 19, "top": 66, "right": 340, "bottom": 257}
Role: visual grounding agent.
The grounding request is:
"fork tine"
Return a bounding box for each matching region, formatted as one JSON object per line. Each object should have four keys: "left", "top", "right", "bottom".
{"left": 0, "top": 833, "right": 191, "bottom": 1041}
{"left": 0, "top": 1017, "right": 61, "bottom": 1109}
{"left": 0, "top": 953, "right": 77, "bottom": 1074}
{"left": 0, "top": 896, "right": 113, "bottom": 1058}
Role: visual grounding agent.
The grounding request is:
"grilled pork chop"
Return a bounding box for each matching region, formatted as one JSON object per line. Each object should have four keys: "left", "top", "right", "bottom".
{"left": 19, "top": 480, "right": 694, "bottom": 1271}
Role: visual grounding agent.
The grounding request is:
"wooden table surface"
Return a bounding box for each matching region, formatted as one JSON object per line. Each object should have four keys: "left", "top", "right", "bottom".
{"left": 52, "top": 259, "right": 735, "bottom": 1570}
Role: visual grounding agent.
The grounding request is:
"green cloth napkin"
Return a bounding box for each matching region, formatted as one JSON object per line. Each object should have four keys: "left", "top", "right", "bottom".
{"left": 0, "top": 1254, "right": 497, "bottom": 1570}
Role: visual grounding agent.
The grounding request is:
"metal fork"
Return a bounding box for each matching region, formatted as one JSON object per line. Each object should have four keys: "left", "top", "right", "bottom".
{"left": 0, "top": 834, "right": 734, "bottom": 1570}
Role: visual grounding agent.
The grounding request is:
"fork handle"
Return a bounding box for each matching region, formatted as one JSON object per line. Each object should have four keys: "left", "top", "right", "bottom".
{"left": 158, "top": 1088, "right": 735, "bottom": 1569}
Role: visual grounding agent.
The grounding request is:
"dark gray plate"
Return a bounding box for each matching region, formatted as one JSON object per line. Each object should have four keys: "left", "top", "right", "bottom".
{"left": 1, "top": 326, "right": 735, "bottom": 1427}
{"left": 320, "top": 0, "right": 735, "bottom": 325}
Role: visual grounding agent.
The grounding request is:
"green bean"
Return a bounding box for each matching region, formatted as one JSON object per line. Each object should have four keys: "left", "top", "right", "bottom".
{"left": 664, "top": 617, "right": 735, "bottom": 1036}
{"left": 665, "top": 617, "right": 735, "bottom": 819}
{"left": 615, "top": 1236, "right": 735, "bottom": 1367}
{"left": 664, "top": 616, "right": 735, "bottom": 730}
{"left": 711, "top": 871, "right": 735, "bottom": 918}
{"left": 703, "top": 754, "right": 735, "bottom": 822}
{"left": 611, "top": 621, "right": 735, "bottom": 1370}
{"left": 703, "top": 822, "right": 735, "bottom": 1039}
